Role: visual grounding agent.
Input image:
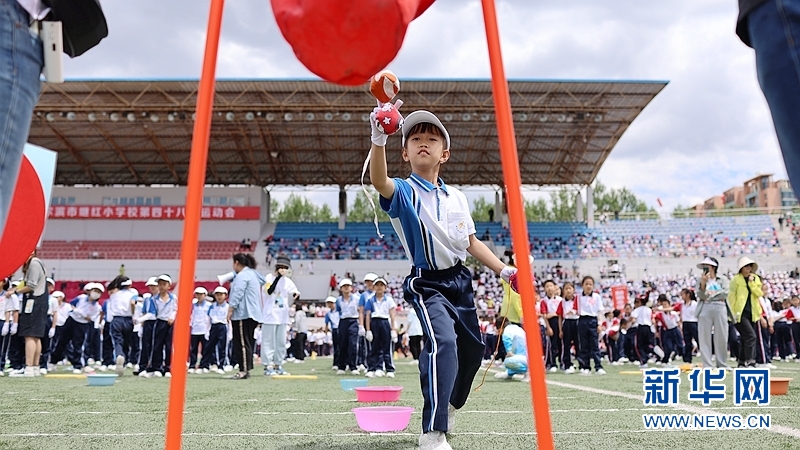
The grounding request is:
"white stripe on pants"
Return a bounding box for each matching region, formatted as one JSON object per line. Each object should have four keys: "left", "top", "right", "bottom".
{"left": 261, "top": 323, "right": 287, "bottom": 367}
{"left": 697, "top": 302, "right": 729, "bottom": 369}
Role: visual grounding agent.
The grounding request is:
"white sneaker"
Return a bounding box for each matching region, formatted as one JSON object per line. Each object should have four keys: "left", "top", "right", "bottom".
{"left": 365, "top": 371, "right": 375, "bottom": 378}
{"left": 653, "top": 346, "right": 665, "bottom": 358}
{"left": 83, "top": 366, "right": 95, "bottom": 374}
{"left": 133, "top": 364, "right": 140, "bottom": 372}
{"left": 165, "top": 372, "right": 172, "bottom": 378}
{"left": 202, "top": 368, "right": 210, "bottom": 374}
{"left": 24, "top": 367, "right": 36, "bottom": 378}
{"left": 564, "top": 367, "right": 576, "bottom": 374}
{"left": 619, "top": 357, "right": 629, "bottom": 363}
{"left": 351, "top": 370, "right": 360, "bottom": 375}
{"left": 580, "top": 369, "right": 590, "bottom": 376}
{"left": 336, "top": 370, "right": 346, "bottom": 375}
{"left": 548, "top": 367, "right": 558, "bottom": 373}
{"left": 447, "top": 405, "right": 456, "bottom": 432}
{"left": 293, "top": 360, "right": 305, "bottom": 364}
{"left": 142, "top": 371, "right": 154, "bottom": 378}
{"left": 493, "top": 372, "right": 510, "bottom": 380}
{"left": 115, "top": 356, "right": 126, "bottom": 376}
{"left": 223, "top": 365, "right": 233, "bottom": 372}
{"left": 215, "top": 368, "right": 225, "bottom": 375}
{"left": 48, "top": 363, "right": 56, "bottom": 371}
{"left": 153, "top": 371, "right": 163, "bottom": 378}
{"left": 357, "top": 364, "right": 367, "bottom": 372}
{"left": 419, "top": 431, "right": 452, "bottom": 450}
{"left": 98, "top": 365, "right": 108, "bottom": 372}
{"left": 87, "top": 358, "right": 95, "bottom": 366}
{"left": 8, "top": 369, "right": 25, "bottom": 377}
{"left": 597, "top": 368, "right": 607, "bottom": 375}
{"left": 611, "top": 361, "right": 623, "bottom": 366}
{"left": 188, "top": 369, "right": 195, "bottom": 374}
{"left": 0, "top": 371, "right": 4, "bottom": 377}
{"left": 138, "top": 370, "right": 148, "bottom": 378}
{"left": 511, "top": 374, "right": 526, "bottom": 381}
{"left": 126, "top": 363, "right": 133, "bottom": 369}
{"left": 73, "top": 369, "right": 82, "bottom": 375}
{"left": 375, "top": 370, "right": 385, "bottom": 378}
{"left": 386, "top": 372, "right": 395, "bottom": 378}
{"left": 37, "top": 368, "right": 46, "bottom": 376}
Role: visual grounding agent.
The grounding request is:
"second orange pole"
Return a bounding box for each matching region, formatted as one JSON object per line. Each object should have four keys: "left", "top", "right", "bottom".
{"left": 164, "top": 0, "right": 226, "bottom": 448}
{"left": 480, "top": 0, "right": 555, "bottom": 448}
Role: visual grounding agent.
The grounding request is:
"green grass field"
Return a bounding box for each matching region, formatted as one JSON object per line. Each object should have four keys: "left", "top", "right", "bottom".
{"left": 2, "top": 356, "right": 800, "bottom": 450}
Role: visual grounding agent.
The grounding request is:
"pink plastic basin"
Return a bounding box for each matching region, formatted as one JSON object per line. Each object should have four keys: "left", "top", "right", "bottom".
{"left": 354, "top": 386, "right": 403, "bottom": 402}
{"left": 352, "top": 406, "right": 414, "bottom": 432}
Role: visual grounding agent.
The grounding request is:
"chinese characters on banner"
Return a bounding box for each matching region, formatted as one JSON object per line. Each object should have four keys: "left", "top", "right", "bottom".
{"left": 611, "top": 285, "right": 628, "bottom": 311}
{"left": 48, "top": 205, "right": 260, "bottom": 220}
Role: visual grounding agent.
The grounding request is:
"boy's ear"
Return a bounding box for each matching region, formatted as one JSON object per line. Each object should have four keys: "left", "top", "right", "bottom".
{"left": 401, "top": 147, "right": 410, "bottom": 162}
{"left": 439, "top": 148, "right": 450, "bottom": 164}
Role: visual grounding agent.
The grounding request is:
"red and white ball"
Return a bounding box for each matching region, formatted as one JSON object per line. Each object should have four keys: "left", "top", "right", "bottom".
{"left": 374, "top": 102, "right": 403, "bottom": 135}
{"left": 369, "top": 70, "right": 400, "bottom": 104}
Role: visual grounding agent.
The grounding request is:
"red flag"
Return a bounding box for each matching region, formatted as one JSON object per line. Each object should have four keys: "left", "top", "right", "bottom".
{"left": 657, "top": 198, "right": 663, "bottom": 207}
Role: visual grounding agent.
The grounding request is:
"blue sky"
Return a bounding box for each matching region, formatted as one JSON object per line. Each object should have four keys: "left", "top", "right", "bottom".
{"left": 61, "top": 0, "right": 786, "bottom": 211}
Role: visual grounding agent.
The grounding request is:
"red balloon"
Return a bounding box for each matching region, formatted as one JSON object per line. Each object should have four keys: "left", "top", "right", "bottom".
{"left": 271, "top": 0, "right": 433, "bottom": 85}
{"left": 0, "top": 156, "right": 46, "bottom": 279}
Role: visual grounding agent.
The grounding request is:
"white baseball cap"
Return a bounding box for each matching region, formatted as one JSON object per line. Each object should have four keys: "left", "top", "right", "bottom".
{"left": 373, "top": 277, "right": 388, "bottom": 285}
{"left": 157, "top": 274, "right": 173, "bottom": 284}
{"left": 363, "top": 273, "right": 378, "bottom": 282}
{"left": 85, "top": 282, "right": 104, "bottom": 293}
{"left": 120, "top": 279, "right": 133, "bottom": 287}
{"left": 402, "top": 110, "right": 450, "bottom": 150}
{"left": 325, "top": 296, "right": 337, "bottom": 303}
{"left": 213, "top": 286, "right": 228, "bottom": 295}
{"left": 46, "top": 277, "right": 55, "bottom": 285}
{"left": 145, "top": 277, "right": 158, "bottom": 287}
{"left": 51, "top": 291, "right": 65, "bottom": 298}
{"left": 338, "top": 278, "right": 353, "bottom": 288}
{"left": 194, "top": 286, "right": 209, "bottom": 295}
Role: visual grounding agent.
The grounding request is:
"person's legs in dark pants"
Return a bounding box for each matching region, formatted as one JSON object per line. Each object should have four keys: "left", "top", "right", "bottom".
{"left": 101, "top": 323, "right": 114, "bottom": 367}
{"left": 139, "top": 321, "right": 155, "bottom": 371}
{"left": 67, "top": 321, "right": 89, "bottom": 369}
{"left": 39, "top": 316, "right": 52, "bottom": 368}
{"left": 577, "top": 316, "right": 602, "bottom": 371}
{"left": 682, "top": 322, "right": 698, "bottom": 363}
{"left": 110, "top": 317, "right": 133, "bottom": 364}
{"left": 189, "top": 335, "right": 203, "bottom": 369}
{"left": 636, "top": 325, "right": 651, "bottom": 366}
{"left": 561, "top": 320, "right": 578, "bottom": 369}
{"left": 735, "top": 318, "right": 758, "bottom": 367}
{"left": 148, "top": 320, "right": 169, "bottom": 373}
{"left": 295, "top": 332, "right": 306, "bottom": 361}
{"left": 748, "top": 0, "right": 800, "bottom": 194}
{"left": 163, "top": 325, "right": 173, "bottom": 373}
{"left": 547, "top": 316, "right": 561, "bottom": 369}
{"left": 331, "top": 328, "right": 339, "bottom": 367}
{"left": 410, "top": 335, "right": 422, "bottom": 360}
{"left": 774, "top": 321, "right": 791, "bottom": 359}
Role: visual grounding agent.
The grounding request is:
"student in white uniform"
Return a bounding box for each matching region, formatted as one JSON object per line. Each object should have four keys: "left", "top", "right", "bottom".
{"left": 134, "top": 277, "right": 159, "bottom": 375}
{"left": 364, "top": 277, "right": 397, "bottom": 378}
{"left": 261, "top": 256, "right": 299, "bottom": 376}
{"left": 139, "top": 275, "right": 177, "bottom": 378}
{"left": 106, "top": 276, "right": 138, "bottom": 376}
{"left": 201, "top": 286, "right": 230, "bottom": 375}
{"left": 631, "top": 297, "right": 655, "bottom": 369}
{"left": 40, "top": 289, "right": 62, "bottom": 373}
{"left": 575, "top": 276, "right": 606, "bottom": 375}
{"left": 188, "top": 287, "right": 212, "bottom": 374}
{"left": 50, "top": 283, "right": 103, "bottom": 374}
{"left": 48, "top": 290, "right": 71, "bottom": 370}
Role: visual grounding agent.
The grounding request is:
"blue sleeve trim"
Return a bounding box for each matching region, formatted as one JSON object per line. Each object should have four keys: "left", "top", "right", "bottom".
{"left": 380, "top": 178, "right": 412, "bottom": 218}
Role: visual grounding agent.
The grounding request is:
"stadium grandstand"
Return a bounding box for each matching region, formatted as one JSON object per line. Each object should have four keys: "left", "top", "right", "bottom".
{"left": 22, "top": 78, "right": 799, "bottom": 300}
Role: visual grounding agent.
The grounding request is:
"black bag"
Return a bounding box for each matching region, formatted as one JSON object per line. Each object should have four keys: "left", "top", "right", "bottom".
{"left": 41, "top": 0, "right": 108, "bottom": 57}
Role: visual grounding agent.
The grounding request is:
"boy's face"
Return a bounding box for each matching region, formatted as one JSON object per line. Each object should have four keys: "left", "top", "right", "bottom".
{"left": 402, "top": 131, "right": 449, "bottom": 170}
{"left": 792, "top": 297, "right": 800, "bottom": 307}
{"left": 364, "top": 281, "right": 374, "bottom": 291}
{"left": 195, "top": 293, "right": 206, "bottom": 302}
{"left": 374, "top": 283, "right": 386, "bottom": 296}
{"left": 563, "top": 284, "right": 574, "bottom": 299}
{"left": 149, "top": 285, "right": 159, "bottom": 295}
{"left": 158, "top": 280, "right": 170, "bottom": 294}
{"left": 544, "top": 282, "right": 555, "bottom": 297}
{"left": 214, "top": 293, "right": 227, "bottom": 303}
{"left": 340, "top": 285, "right": 352, "bottom": 296}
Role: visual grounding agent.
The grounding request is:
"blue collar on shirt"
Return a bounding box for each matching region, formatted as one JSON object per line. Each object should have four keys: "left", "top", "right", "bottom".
{"left": 409, "top": 173, "right": 449, "bottom": 195}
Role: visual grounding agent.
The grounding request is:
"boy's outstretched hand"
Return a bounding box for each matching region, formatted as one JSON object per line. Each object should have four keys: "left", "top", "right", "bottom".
{"left": 500, "top": 266, "right": 518, "bottom": 292}
{"left": 370, "top": 100, "right": 404, "bottom": 146}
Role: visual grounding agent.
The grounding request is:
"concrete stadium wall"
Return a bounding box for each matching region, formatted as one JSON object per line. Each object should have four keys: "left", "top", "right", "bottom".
{"left": 43, "top": 219, "right": 259, "bottom": 241}
{"left": 52, "top": 185, "right": 262, "bottom": 206}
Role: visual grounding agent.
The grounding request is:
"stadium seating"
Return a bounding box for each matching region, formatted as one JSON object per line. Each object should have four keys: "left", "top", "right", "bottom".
{"left": 265, "top": 216, "right": 779, "bottom": 260}
{"left": 38, "top": 240, "right": 256, "bottom": 260}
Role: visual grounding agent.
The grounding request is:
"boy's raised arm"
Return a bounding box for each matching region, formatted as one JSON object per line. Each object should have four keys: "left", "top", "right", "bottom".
{"left": 368, "top": 107, "right": 395, "bottom": 200}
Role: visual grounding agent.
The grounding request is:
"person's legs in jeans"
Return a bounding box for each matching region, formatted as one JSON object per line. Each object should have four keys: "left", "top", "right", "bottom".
{"left": 749, "top": 0, "right": 800, "bottom": 194}
{"left": 0, "top": 0, "right": 43, "bottom": 232}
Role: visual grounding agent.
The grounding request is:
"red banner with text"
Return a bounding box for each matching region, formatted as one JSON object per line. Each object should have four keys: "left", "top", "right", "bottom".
{"left": 611, "top": 285, "right": 628, "bottom": 311}
{"left": 48, "top": 205, "right": 260, "bottom": 220}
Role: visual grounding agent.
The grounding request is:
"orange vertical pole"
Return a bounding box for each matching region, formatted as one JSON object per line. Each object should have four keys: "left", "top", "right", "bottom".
{"left": 164, "top": 0, "right": 225, "bottom": 448}
{"left": 480, "top": 0, "right": 555, "bottom": 449}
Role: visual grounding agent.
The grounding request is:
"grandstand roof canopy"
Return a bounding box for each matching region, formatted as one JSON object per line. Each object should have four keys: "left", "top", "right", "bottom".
{"left": 30, "top": 79, "right": 666, "bottom": 187}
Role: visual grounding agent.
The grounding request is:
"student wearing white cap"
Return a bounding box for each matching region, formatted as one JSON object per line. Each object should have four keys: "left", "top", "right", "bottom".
{"left": 188, "top": 287, "right": 212, "bottom": 374}
{"left": 696, "top": 257, "right": 732, "bottom": 369}
{"left": 38, "top": 278, "right": 58, "bottom": 373}
{"left": 335, "top": 278, "right": 363, "bottom": 374}
{"left": 201, "top": 286, "right": 230, "bottom": 374}
{"left": 105, "top": 276, "right": 138, "bottom": 376}
{"left": 261, "top": 255, "right": 299, "bottom": 376}
{"left": 357, "top": 272, "right": 378, "bottom": 370}
{"left": 227, "top": 253, "right": 265, "bottom": 380}
{"left": 323, "top": 296, "right": 340, "bottom": 370}
{"left": 50, "top": 283, "right": 103, "bottom": 374}
{"left": 47, "top": 290, "right": 70, "bottom": 371}
{"left": 729, "top": 256, "right": 763, "bottom": 368}
{"left": 134, "top": 277, "right": 159, "bottom": 375}
{"left": 364, "top": 277, "right": 397, "bottom": 378}
{"left": 139, "top": 274, "right": 177, "bottom": 377}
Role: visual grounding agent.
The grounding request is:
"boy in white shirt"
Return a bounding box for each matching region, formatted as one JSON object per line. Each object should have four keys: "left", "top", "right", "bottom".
{"left": 631, "top": 297, "right": 656, "bottom": 369}
{"left": 188, "top": 287, "right": 212, "bottom": 373}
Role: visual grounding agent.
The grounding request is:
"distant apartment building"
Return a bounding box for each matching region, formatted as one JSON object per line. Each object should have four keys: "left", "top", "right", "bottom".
{"left": 695, "top": 174, "right": 797, "bottom": 212}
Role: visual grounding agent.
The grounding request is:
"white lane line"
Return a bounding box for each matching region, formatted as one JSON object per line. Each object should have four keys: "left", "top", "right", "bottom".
{"left": 546, "top": 379, "right": 800, "bottom": 439}
{"left": 0, "top": 411, "right": 170, "bottom": 415}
